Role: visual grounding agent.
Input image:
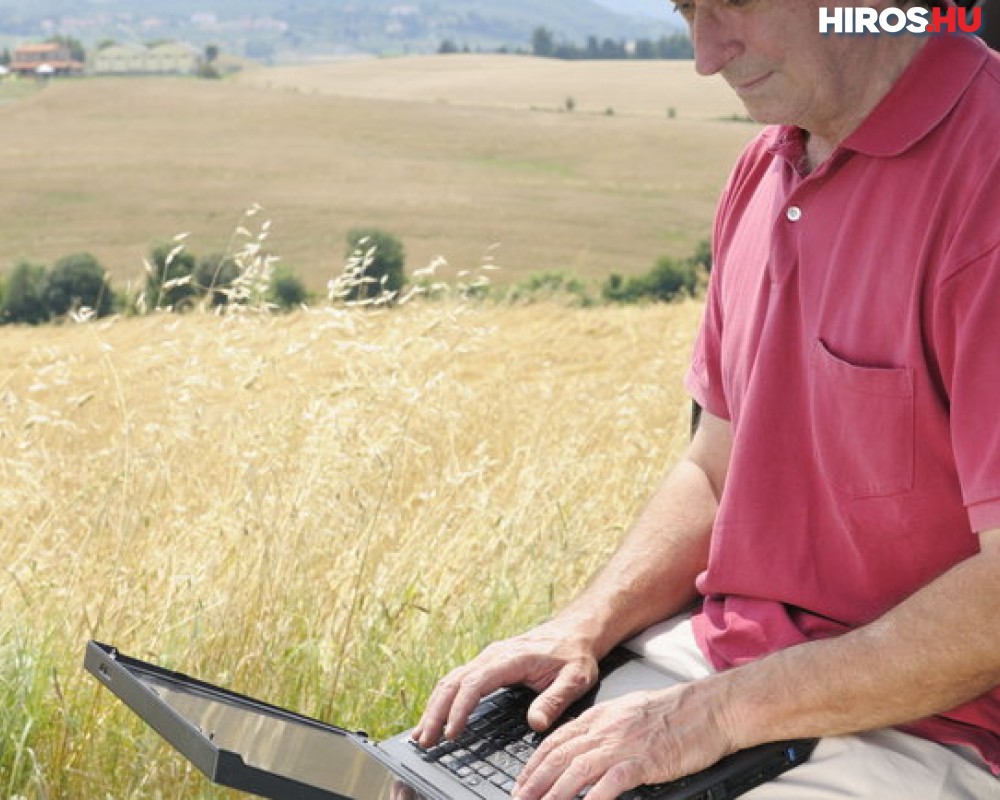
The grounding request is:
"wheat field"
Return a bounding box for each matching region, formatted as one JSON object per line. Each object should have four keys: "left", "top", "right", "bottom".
{"left": 0, "top": 298, "right": 703, "bottom": 798}
{"left": 0, "top": 55, "right": 756, "bottom": 290}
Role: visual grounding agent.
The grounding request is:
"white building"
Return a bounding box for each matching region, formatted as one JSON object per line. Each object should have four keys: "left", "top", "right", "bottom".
{"left": 92, "top": 41, "right": 200, "bottom": 75}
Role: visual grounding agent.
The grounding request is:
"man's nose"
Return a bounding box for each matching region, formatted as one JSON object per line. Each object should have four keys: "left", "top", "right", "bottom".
{"left": 692, "top": 7, "right": 744, "bottom": 76}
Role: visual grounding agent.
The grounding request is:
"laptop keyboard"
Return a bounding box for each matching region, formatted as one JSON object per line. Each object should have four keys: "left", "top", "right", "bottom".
{"left": 411, "top": 687, "right": 692, "bottom": 800}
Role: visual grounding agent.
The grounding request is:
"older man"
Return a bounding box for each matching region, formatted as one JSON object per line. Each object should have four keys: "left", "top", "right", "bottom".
{"left": 415, "top": 1, "right": 1000, "bottom": 797}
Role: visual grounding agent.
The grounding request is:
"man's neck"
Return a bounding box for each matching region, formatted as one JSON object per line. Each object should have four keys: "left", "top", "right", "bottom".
{"left": 803, "top": 35, "right": 929, "bottom": 172}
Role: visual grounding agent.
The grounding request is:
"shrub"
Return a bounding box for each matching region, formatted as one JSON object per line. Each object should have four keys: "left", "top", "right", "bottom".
{"left": 195, "top": 252, "right": 240, "bottom": 307}
{"left": 1, "top": 261, "right": 49, "bottom": 325}
{"left": 268, "top": 267, "right": 308, "bottom": 311}
{"left": 602, "top": 258, "right": 699, "bottom": 304}
{"left": 641, "top": 255, "right": 703, "bottom": 301}
{"left": 145, "top": 242, "right": 197, "bottom": 311}
{"left": 602, "top": 240, "right": 710, "bottom": 305}
{"left": 510, "top": 271, "right": 593, "bottom": 305}
{"left": 44, "top": 252, "right": 113, "bottom": 318}
{"left": 691, "top": 238, "right": 713, "bottom": 273}
{"left": 341, "top": 228, "right": 407, "bottom": 303}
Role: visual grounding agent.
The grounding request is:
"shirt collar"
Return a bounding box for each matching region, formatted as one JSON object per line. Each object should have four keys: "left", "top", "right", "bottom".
{"left": 767, "top": 34, "right": 989, "bottom": 169}
{"left": 841, "top": 33, "right": 989, "bottom": 157}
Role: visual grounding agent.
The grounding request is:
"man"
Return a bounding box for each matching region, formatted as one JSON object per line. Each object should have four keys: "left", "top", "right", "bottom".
{"left": 414, "top": 1, "right": 1000, "bottom": 797}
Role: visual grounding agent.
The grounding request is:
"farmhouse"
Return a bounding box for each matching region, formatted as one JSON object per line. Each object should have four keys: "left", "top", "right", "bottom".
{"left": 8, "top": 42, "right": 84, "bottom": 77}
{"left": 92, "top": 42, "right": 200, "bottom": 75}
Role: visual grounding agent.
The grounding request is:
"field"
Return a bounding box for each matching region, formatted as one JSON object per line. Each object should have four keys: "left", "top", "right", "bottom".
{"left": 0, "top": 298, "right": 702, "bottom": 797}
{"left": 0, "top": 55, "right": 756, "bottom": 291}
{"left": 0, "top": 53, "right": 739, "bottom": 798}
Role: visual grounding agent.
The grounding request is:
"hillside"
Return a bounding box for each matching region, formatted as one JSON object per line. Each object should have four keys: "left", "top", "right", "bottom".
{"left": 0, "top": 56, "right": 756, "bottom": 290}
{"left": 0, "top": 0, "right": 685, "bottom": 59}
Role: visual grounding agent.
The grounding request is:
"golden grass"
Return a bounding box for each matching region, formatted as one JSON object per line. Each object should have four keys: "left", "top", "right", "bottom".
{"left": 0, "top": 56, "right": 756, "bottom": 291}
{"left": 0, "top": 300, "right": 702, "bottom": 798}
{"left": 239, "top": 55, "right": 747, "bottom": 120}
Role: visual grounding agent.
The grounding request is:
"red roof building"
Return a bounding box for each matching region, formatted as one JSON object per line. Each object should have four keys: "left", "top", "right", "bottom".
{"left": 9, "top": 43, "right": 84, "bottom": 77}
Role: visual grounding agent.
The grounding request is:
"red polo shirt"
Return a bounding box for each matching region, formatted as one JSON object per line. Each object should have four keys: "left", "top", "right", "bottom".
{"left": 686, "top": 34, "right": 1000, "bottom": 769}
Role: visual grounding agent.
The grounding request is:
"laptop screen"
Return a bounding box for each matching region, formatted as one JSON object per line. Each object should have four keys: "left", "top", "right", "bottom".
{"left": 88, "top": 640, "right": 817, "bottom": 800}
{"left": 132, "top": 665, "right": 428, "bottom": 800}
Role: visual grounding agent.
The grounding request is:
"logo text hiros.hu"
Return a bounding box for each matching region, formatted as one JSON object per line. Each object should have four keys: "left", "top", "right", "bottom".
{"left": 820, "top": 6, "right": 983, "bottom": 34}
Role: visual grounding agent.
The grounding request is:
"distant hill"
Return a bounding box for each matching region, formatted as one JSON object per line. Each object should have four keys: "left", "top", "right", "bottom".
{"left": 0, "top": 0, "right": 686, "bottom": 60}
{"left": 590, "top": 0, "right": 677, "bottom": 22}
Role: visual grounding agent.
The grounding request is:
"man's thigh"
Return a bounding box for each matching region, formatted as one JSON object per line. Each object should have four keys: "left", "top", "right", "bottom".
{"left": 747, "top": 729, "right": 1000, "bottom": 799}
{"left": 626, "top": 617, "right": 1000, "bottom": 799}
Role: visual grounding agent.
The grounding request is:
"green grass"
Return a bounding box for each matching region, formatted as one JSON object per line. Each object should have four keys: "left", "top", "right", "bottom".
{"left": 471, "top": 153, "right": 577, "bottom": 178}
{"left": 0, "top": 78, "right": 44, "bottom": 104}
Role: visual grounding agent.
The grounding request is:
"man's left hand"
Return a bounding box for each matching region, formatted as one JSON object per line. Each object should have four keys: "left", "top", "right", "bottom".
{"left": 512, "top": 678, "right": 740, "bottom": 800}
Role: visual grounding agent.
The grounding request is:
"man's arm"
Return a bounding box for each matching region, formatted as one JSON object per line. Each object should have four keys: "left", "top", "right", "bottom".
{"left": 412, "top": 410, "right": 732, "bottom": 747}
{"left": 724, "top": 526, "right": 1000, "bottom": 744}
{"left": 558, "top": 408, "right": 730, "bottom": 658}
{"left": 512, "top": 529, "right": 1000, "bottom": 800}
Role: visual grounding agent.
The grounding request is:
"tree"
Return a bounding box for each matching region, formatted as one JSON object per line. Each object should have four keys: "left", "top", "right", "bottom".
{"left": 1, "top": 261, "right": 49, "bottom": 325}
{"left": 44, "top": 252, "right": 113, "bottom": 318}
{"left": 341, "top": 228, "right": 407, "bottom": 303}
{"left": 599, "top": 37, "right": 624, "bottom": 59}
{"left": 639, "top": 255, "right": 702, "bottom": 301}
{"left": 268, "top": 267, "right": 308, "bottom": 311}
{"left": 194, "top": 252, "right": 240, "bottom": 307}
{"left": 691, "top": 238, "right": 713, "bottom": 273}
{"left": 531, "top": 27, "right": 554, "bottom": 58}
{"left": 145, "top": 242, "right": 197, "bottom": 311}
{"left": 656, "top": 34, "right": 693, "bottom": 59}
{"left": 602, "top": 241, "right": 709, "bottom": 305}
{"left": 47, "top": 35, "right": 85, "bottom": 63}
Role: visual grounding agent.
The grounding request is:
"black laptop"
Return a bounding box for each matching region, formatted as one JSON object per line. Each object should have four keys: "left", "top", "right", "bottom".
{"left": 84, "top": 640, "right": 816, "bottom": 800}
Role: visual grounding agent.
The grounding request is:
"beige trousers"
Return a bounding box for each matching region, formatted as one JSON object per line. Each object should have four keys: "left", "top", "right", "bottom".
{"left": 625, "top": 616, "right": 1000, "bottom": 799}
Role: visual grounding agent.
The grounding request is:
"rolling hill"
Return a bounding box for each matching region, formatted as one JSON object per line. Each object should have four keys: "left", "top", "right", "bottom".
{"left": 0, "top": 55, "right": 755, "bottom": 290}
{"left": 0, "top": 0, "right": 685, "bottom": 58}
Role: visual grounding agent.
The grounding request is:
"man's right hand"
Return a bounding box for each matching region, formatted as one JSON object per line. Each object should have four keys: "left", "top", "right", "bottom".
{"left": 412, "top": 620, "right": 601, "bottom": 748}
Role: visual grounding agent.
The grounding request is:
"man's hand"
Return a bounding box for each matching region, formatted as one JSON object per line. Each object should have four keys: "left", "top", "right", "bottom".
{"left": 412, "top": 621, "right": 601, "bottom": 748}
{"left": 512, "top": 678, "right": 738, "bottom": 800}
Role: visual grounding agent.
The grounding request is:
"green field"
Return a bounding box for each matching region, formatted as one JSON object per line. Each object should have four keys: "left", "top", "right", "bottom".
{"left": 0, "top": 55, "right": 757, "bottom": 291}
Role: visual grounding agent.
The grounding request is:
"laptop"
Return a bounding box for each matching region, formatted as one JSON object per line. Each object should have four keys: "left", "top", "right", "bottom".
{"left": 84, "top": 640, "right": 816, "bottom": 800}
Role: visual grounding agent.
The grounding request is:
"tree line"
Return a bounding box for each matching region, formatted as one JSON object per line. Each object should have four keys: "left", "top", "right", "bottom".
{"left": 531, "top": 27, "right": 693, "bottom": 60}
{"left": 0, "top": 227, "right": 711, "bottom": 326}
{"left": 439, "top": 28, "right": 692, "bottom": 60}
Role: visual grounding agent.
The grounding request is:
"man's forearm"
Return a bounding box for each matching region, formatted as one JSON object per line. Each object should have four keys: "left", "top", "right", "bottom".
{"left": 557, "top": 459, "right": 716, "bottom": 658}
{"left": 723, "top": 530, "right": 1000, "bottom": 749}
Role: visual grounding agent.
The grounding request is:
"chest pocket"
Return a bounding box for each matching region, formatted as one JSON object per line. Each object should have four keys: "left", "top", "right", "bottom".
{"left": 809, "top": 340, "right": 915, "bottom": 499}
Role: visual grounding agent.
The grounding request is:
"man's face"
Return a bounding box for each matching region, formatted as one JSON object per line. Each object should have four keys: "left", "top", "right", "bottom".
{"left": 674, "top": 0, "right": 883, "bottom": 140}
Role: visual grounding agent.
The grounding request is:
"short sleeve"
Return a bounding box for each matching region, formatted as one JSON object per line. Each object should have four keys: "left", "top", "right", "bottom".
{"left": 933, "top": 242, "right": 1000, "bottom": 532}
{"left": 685, "top": 263, "right": 730, "bottom": 421}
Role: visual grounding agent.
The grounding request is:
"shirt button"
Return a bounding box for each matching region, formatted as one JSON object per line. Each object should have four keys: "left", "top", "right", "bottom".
{"left": 786, "top": 206, "right": 803, "bottom": 222}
